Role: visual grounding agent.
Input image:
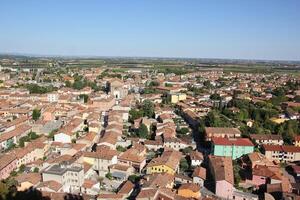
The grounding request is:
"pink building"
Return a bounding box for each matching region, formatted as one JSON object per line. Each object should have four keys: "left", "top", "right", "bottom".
{"left": 209, "top": 155, "right": 234, "bottom": 199}
{"left": 0, "top": 153, "right": 17, "bottom": 180}
{"left": 249, "top": 165, "right": 281, "bottom": 187}
{"left": 216, "top": 180, "right": 234, "bottom": 199}
{"left": 42, "top": 107, "right": 56, "bottom": 121}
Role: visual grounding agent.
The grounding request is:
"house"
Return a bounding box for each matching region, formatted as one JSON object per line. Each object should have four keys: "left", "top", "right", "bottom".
{"left": 15, "top": 173, "right": 41, "bottom": 191}
{"left": 163, "top": 137, "right": 189, "bottom": 151}
{"left": 81, "top": 180, "right": 99, "bottom": 196}
{"left": 32, "top": 119, "right": 63, "bottom": 136}
{"left": 212, "top": 137, "right": 254, "bottom": 159}
{"left": 242, "top": 152, "right": 277, "bottom": 169}
{"left": 249, "top": 165, "right": 282, "bottom": 187}
{"left": 98, "top": 132, "right": 119, "bottom": 149}
{"left": 83, "top": 146, "right": 118, "bottom": 177}
{"left": 250, "top": 134, "right": 283, "bottom": 145}
{"left": 190, "top": 151, "right": 204, "bottom": 167}
{"left": 156, "top": 123, "right": 176, "bottom": 138}
{"left": 109, "top": 164, "right": 135, "bottom": 182}
{"left": 208, "top": 155, "right": 234, "bottom": 199}
{"left": 144, "top": 139, "right": 163, "bottom": 151}
{"left": 0, "top": 124, "right": 32, "bottom": 150}
{"left": 263, "top": 145, "right": 300, "bottom": 162}
{"left": 205, "top": 127, "right": 241, "bottom": 141}
{"left": 0, "top": 153, "right": 17, "bottom": 180}
{"left": 146, "top": 150, "right": 182, "bottom": 175}
{"left": 177, "top": 183, "right": 201, "bottom": 199}
{"left": 117, "top": 180, "right": 135, "bottom": 198}
{"left": 141, "top": 173, "right": 174, "bottom": 189}
{"left": 54, "top": 118, "right": 84, "bottom": 143}
{"left": 89, "top": 95, "right": 116, "bottom": 111}
{"left": 97, "top": 193, "right": 124, "bottom": 200}
{"left": 47, "top": 93, "right": 59, "bottom": 103}
{"left": 168, "top": 93, "right": 187, "bottom": 104}
{"left": 118, "top": 148, "right": 146, "bottom": 173}
{"left": 182, "top": 109, "right": 199, "bottom": 128}
{"left": 174, "top": 173, "right": 192, "bottom": 185}
{"left": 42, "top": 163, "right": 84, "bottom": 193}
{"left": 192, "top": 166, "right": 206, "bottom": 186}
{"left": 136, "top": 188, "right": 176, "bottom": 200}
{"left": 37, "top": 180, "right": 63, "bottom": 193}
{"left": 232, "top": 190, "right": 258, "bottom": 200}
{"left": 13, "top": 142, "right": 46, "bottom": 168}
{"left": 108, "top": 78, "right": 128, "bottom": 99}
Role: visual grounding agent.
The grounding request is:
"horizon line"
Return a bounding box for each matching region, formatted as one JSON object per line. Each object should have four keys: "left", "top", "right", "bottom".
{"left": 0, "top": 52, "right": 300, "bottom": 63}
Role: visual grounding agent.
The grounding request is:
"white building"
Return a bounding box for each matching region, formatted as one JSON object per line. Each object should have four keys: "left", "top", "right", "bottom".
{"left": 42, "top": 163, "right": 84, "bottom": 193}
{"left": 47, "top": 93, "right": 59, "bottom": 103}
{"left": 54, "top": 132, "right": 73, "bottom": 143}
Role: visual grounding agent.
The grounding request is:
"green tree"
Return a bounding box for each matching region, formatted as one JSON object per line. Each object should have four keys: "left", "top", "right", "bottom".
{"left": 210, "top": 93, "right": 221, "bottom": 100}
{"left": 32, "top": 109, "right": 41, "bottom": 121}
{"left": 181, "top": 146, "right": 193, "bottom": 154}
{"left": 19, "top": 136, "right": 30, "bottom": 147}
{"left": 79, "top": 94, "right": 89, "bottom": 103}
{"left": 204, "top": 110, "right": 232, "bottom": 127}
{"left": 65, "top": 80, "right": 72, "bottom": 87}
{"left": 165, "top": 83, "right": 173, "bottom": 87}
{"left": 48, "top": 129, "right": 57, "bottom": 139}
{"left": 33, "top": 167, "right": 39, "bottom": 173}
{"left": 19, "top": 164, "right": 26, "bottom": 173}
{"left": 233, "top": 160, "right": 241, "bottom": 187}
{"left": 128, "top": 175, "right": 140, "bottom": 183}
{"left": 29, "top": 132, "right": 39, "bottom": 140}
{"left": 105, "top": 172, "right": 113, "bottom": 180}
{"left": 177, "top": 127, "right": 189, "bottom": 135}
{"left": 73, "top": 80, "right": 85, "bottom": 90}
{"left": 129, "top": 109, "right": 143, "bottom": 123}
{"left": 0, "top": 182, "right": 9, "bottom": 199}
{"left": 142, "top": 100, "right": 155, "bottom": 118}
{"left": 26, "top": 83, "right": 56, "bottom": 94}
{"left": 180, "top": 157, "right": 189, "bottom": 172}
{"left": 116, "top": 145, "right": 127, "bottom": 152}
{"left": 235, "top": 109, "right": 249, "bottom": 121}
{"left": 137, "top": 123, "right": 149, "bottom": 139}
{"left": 148, "top": 81, "right": 159, "bottom": 87}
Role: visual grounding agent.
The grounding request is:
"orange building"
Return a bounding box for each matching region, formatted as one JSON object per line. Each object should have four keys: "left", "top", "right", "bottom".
{"left": 177, "top": 183, "right": 200, "bottom": 199}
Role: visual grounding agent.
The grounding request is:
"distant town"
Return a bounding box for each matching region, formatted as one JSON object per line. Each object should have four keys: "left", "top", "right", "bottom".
{"left": 0, "top": 55, "right": 299, "bottom": 200}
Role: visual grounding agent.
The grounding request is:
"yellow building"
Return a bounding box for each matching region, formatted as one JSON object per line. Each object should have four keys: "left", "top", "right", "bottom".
{"left": 169, "top": 93, "right": 187, "bottom": 104}
{"left": 146, "top": 150, "right": 182, "bottom": 175}
{"left": 147, "top": 164, "right": 175, "bottom": 175}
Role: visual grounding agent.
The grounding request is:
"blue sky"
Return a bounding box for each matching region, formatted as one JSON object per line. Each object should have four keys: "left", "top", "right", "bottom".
{"left": 0, "top": 0, "right": 299, "bottom": 60}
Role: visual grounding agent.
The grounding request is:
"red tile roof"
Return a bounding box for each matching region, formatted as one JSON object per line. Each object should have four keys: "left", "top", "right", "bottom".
{"left": 263, "top": 144, "right": 300, "bottom": 153}
{"left": 212, "top": 137, "right": 254, "bottom": 146}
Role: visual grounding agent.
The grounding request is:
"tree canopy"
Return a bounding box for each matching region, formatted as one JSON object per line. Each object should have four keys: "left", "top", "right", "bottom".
{"left": 137, "top": 123, "right": 149, "bottom": 139}
{"left": 142, "top": 100, "right": 155, "bottom": 118}
{"left": 32, "top": 109, "right": 41, "bottom": 121}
